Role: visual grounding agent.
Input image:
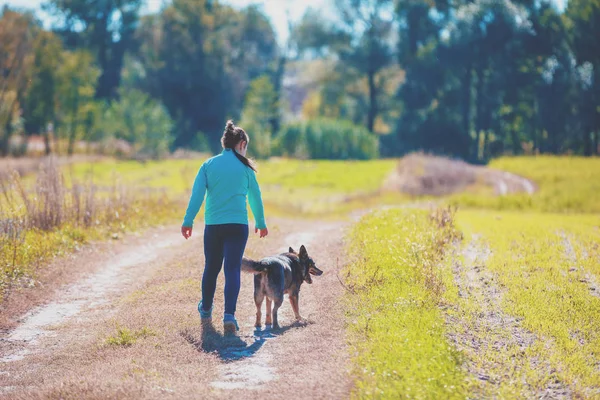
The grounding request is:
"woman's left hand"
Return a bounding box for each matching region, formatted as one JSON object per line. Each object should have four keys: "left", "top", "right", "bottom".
{"left": 255, "top": 227, "right": 268, "bottom": 238}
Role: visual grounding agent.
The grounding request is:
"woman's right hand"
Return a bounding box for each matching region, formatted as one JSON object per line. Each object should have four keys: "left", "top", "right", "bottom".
{"left": 181, "top": 226, "right": 193, "bottom": 240}
{"left": 255, "top": 227, "right": 268, "bottom": 238}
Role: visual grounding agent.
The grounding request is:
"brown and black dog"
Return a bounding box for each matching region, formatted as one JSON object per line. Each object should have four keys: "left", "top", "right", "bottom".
{"left": 241, "top": 245, "right": 323, "bottom": 329}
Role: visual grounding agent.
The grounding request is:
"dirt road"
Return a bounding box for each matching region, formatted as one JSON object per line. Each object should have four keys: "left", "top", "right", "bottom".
{"left": 0, "top": 218, "right": 351, "bottom": 399}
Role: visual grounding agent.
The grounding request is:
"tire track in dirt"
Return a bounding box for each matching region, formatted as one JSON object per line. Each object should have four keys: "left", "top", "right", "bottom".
{"left": 0, "top": 231, "right": 183, "bottom": 363}
{"left": 445, "top": 235, "right": 572, "bottom": 399}
{"left": 561, "top": 232, "right": 600, "bottom": 299}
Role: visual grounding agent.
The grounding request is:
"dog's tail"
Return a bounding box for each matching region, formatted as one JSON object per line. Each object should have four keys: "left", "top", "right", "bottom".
{"left": 241, "top": 257, "right": 268, "bottom": 274}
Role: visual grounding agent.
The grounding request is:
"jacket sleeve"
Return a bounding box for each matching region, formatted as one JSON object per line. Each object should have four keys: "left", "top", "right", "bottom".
{"left": 182, "top": 163, "right": 207, "bottom": 227}
{"left": 248, "top": 169, "right": 267, "bottom": 229}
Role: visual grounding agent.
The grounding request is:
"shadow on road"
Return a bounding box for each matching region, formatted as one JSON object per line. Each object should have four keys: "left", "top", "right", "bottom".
{"left": 181, "top": 319, "right": 312, "bottom": 362}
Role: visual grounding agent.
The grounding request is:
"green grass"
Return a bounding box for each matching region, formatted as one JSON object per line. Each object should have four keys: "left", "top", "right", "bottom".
{"left": 457, "top": 210, "right": 600, "bottom": 398}
{"left": 105, "top": 326, "right": 157, "bottom": 347}
{"left": 344, "top": 208, "right": 465, "bottom": 399}
{"left": 451, "top": 156, "right": 600, "bottom": 213}
{"left": 66, "top": 157, "right": 400, "bottom": 216}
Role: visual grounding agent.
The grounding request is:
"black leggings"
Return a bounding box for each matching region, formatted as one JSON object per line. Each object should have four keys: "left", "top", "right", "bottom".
{"left": 201, "top": 224, "right": 249, "bottom": 316}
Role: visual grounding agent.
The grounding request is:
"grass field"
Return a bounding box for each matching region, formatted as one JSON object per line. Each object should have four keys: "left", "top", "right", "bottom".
{"left": 451, "top": 156, "right": 600, "bottom": 213}
{"left": 345, "top": 156, "right": 600, "bottom": 399}
{"left": 344, "top": 208, "right": 466, "bottom": 398}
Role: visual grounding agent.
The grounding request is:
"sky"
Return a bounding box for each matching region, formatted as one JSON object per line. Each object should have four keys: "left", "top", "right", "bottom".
{"left": 0, "top": 0, "right": 329, "bottom": 45}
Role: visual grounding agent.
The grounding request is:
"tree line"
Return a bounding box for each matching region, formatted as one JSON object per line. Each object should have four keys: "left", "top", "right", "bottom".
{"left": 0, "top": 0, "right": 598, "bottom": 161}
{"left": 294, "top": 0, "right": 599, "bottom": 161}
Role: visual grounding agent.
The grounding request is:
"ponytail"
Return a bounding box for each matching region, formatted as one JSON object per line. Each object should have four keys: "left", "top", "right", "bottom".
{"left": 222, "top": 120, "right": 257, "bottom": 172}
{"left": 233, "top": 149, "right": 257, "bottom": 172}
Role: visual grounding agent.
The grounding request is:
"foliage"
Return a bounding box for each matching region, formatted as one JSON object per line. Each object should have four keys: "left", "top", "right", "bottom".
{"left": 344, "top": 208, "right": 465, "bottom": 398}
{"left": 134, "top": 0, "right": 279, "bottom": 151}
{"left": 56, "top": 50, "right": 100, "bottom": 154}
{"left": 0, "top": 8, "right": 35, "bottom": 156}
{"left": 276, "top": 118, "right": 379, "bottom": 160}
{"left": 239, "top": 75, "right": 278, "bottom": 159}
{"left": 105, "top": 326, "right": 156, "bottom": 347}
{"left": 102, "top": 89, "right": 173, "bottom": 159}
{"left": 45, "top": 0, "right": 142, "bottom": 99}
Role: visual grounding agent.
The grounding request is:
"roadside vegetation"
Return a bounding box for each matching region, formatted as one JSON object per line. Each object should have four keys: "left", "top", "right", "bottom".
{"left": 0, "top": 159, "right": 179, "bottom": 298}
{"left": 344, "top": 156, "right": 600, "bottom": 399}
{"left": 344, "top": 207, "right": 465, "bottom": 398}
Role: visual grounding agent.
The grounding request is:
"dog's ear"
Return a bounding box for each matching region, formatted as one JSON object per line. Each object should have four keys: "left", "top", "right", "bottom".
{"left": 299, "top": 245, "right": 308, "bottom": 259}
{"left": 289, "top": 247, "right": 295, "bottom": 253}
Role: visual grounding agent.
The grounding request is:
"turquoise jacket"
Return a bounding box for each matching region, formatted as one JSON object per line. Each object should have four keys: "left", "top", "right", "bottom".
{"left": 182, "top": 149, "right": 266, "bottom": 229}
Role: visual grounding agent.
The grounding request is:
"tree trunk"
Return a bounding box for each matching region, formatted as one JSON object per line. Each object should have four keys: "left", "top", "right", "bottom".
{"left": 270, "top": 55, "right": 285, "bottom": 135}
{"left": 510, "top": 128, "right": 520, "bottom": 155}
{"left": 583, "top": 127, "right": 592, "bottom": 156}
{"left": 367, "top": 68, "right": 377, "bottom": 133}
{"left": 474, "top": 62, "right": 485, "bottom": 161}
{"left": 462, "top": 61, "right": 473, "bottom": 160}
{"left": 43, "top": 126, "right": 52, "bottom": 155}
{"left": 67, "top": 87, "right": 79, "bottom": 156}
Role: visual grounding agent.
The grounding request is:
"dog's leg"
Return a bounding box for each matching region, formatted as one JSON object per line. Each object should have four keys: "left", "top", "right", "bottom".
{"left": 265, "top": 297, "right": 273, "bottom": 326}
{"left": 289, "top": 295, "right": 303, "bottom": 321}
{"left": 254, "top": 290, "right": 264, "bottom": 328}
{"left": 272, "top": 297, "right": 283, "bottom": 329}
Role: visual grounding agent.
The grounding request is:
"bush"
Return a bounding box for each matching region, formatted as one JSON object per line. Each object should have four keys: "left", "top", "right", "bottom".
{"left": 101, "top": 89, "right": 173, "bottom": 159}
{"left": 276, "top": 118, "right": 379, "bottom": 160}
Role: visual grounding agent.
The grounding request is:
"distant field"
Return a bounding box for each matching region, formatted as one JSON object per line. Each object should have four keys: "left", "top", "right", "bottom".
{"left": 452, "top": 156, "right": 600, "bottom": 213}
{"left": 67, "top": 157, "right": 400, "bottom": 216}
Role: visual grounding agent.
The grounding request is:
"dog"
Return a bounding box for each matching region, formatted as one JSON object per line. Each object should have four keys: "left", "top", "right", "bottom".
{"left": 241, "top": 245, "right": 323, "bottom": 329}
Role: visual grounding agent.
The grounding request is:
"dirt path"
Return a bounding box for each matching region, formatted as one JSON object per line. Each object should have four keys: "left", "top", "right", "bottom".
{"left": 0, "top": 218, "right": 351, "bottom": 399}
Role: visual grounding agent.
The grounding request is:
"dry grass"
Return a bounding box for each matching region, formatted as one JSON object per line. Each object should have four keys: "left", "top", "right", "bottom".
{"left": 0, "top": 157, "right": 179, "bottom": 299}
{"left": 386, "top": 153, "right": 534, "bottom": 197}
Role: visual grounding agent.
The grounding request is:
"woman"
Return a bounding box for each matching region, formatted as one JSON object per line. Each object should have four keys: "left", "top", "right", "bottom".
{"left": 181, "top": 120, "right": 268, "bottom": 334}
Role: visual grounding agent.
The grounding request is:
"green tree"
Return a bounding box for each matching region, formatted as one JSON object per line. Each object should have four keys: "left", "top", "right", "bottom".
{"left": 0, "top": 8, "right": 35, "bottom": 156}
{"left": 134, "top": 0, "right": 278, "bottom": 151}
{"left": 294, "top": 1, "right": 394, "bottom": 133}
{"left": 45, "top": 0, "right": 142, "bottom": 99}
{"left": 239, "top": 76, "right": 278, "bottom": 159}
{"left": 56, "top": 50, "right": 100, "bottom": 155}
{"left": 567, "top": 0, "right": 600, "bottom": 155}
{"left": 23, "top": 31, "right": 63, "bottom": 154}
{"left": 102, "top": 89, "right": 173, "bottom": 159}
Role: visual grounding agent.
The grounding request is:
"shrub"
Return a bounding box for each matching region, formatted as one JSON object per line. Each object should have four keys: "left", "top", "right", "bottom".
{"left": 276, "top": 118, "right": 379, "bottom": 160}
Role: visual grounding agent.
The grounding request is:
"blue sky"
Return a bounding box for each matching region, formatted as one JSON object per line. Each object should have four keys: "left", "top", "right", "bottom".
{"left": 0, "top": 0, "right": 329, "bottom": 45}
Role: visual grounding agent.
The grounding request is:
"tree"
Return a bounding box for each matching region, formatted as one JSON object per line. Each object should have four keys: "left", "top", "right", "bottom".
{"left": 567, "top": 0, "right": 600, "bottom": 155}
{"left": 102, "top": 89, "right": 173, "bottom": 159}
{"left": 46, "top": 0, "right": 142, "bottom": 99}
{"left": 56, "top": 50, "right": 100, "bottom": 155}
{"left": 134, "top": 0, "right": 278, "bottom": 151}
{"left": 239, "top": 76, "right": 278, "bottom": 159}
{"left": 293, "top": 1, "right": 394, "bottom": 133}
{"left": 23, "top": 31, "right": 63, "bottom": 154}
{"left": 0, "top": 8, "right": 35, "bottom": 156}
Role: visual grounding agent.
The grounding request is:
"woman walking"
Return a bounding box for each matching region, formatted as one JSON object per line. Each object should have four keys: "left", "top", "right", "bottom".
{"left": 181, "top": 120, "right": 268, "bottom": 334}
